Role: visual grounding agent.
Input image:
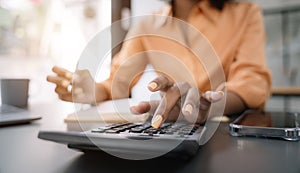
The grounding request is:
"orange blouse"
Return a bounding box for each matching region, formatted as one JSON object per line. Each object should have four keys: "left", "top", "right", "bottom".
{"left": 101, "top": 1, "right": 271, "bottom": 109}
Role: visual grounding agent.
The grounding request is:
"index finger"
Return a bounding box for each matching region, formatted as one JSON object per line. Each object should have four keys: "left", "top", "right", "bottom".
{"left": 130, "top": 101, "right": 159, "bottom": 115}
{"left": 151, "top": 82, "right": 191, "bottom": 128}
{"left": 148, "top": 75, "right": 173, "bottom": 92}
{"left": 52, "top": 66, "right": 73, "bottom": 80}
{"left": 46, "top": 75, "right": 70, "bottom": 87}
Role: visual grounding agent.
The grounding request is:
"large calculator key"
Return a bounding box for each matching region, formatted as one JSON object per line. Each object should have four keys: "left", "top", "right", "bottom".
{"left": 105, "top": 129, "right": 121, "bottom": 134}
{"left": 91, "top": 129, "right": 106, "bottom": 133}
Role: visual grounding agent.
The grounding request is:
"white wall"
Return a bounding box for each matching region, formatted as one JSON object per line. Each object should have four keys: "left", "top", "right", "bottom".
{"left": 131, "top": 0, "right": 167, "bottom": 17}
{"left": 130, "top": 1, "right": 167, "bottom": 102}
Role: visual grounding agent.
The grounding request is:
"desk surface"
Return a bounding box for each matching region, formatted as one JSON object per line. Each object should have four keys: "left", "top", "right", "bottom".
{"left": 1, "top": 101, "right": 300, "bottom": 173}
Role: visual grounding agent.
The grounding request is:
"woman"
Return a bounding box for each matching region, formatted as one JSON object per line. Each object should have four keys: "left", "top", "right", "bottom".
{"left": 47, "top": 0, "right": 271, "bottom": 128}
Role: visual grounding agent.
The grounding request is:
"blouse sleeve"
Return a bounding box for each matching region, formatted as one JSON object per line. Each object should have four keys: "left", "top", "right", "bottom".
{"left": 100, "top": 22, "right": 149, "bottom": 100}
{"left": 225, "top": 3, "right": 272, "bottom": 109}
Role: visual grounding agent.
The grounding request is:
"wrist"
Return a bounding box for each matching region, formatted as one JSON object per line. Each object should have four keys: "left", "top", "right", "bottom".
{"left": 224, "top": 91, "right": 247, "bottom": 116}
{"left": 95, "top": 83, "right": 109, "bottom": 103}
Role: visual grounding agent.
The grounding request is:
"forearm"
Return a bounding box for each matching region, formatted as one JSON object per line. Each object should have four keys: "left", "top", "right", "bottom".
{"left": 223, "top": 91, "right": 247, "bottom": 116}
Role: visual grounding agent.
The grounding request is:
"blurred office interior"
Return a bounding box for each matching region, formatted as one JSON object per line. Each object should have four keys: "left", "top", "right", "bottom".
{"left": 0, "top": 0, "right": 299, "bottom": 112}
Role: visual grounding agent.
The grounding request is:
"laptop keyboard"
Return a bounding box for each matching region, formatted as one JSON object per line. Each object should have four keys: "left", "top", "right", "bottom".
{"left": 91, "top": 122, "right": 201, "bottom": 137}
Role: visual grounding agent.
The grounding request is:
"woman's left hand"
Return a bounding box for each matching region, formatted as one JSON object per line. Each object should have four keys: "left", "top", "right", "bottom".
{"left": 130, "top": 75, "right": 224, "bottom": 128}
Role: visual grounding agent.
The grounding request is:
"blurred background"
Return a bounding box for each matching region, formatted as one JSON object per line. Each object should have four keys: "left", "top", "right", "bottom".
{"left": 0, "top": 0, "right": 299, "bottom": 111}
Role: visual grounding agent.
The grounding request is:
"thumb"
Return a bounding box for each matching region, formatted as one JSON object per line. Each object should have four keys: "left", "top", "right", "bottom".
{"left": 203, "top": 91, "right": 224, "bottom": 102}
{"left": 130, "top": 101, "right": 160, "bottom": 115}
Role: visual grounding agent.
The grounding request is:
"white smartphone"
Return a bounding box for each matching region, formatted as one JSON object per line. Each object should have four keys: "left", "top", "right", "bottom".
{"left": 229, "top": 110, "right": 300, "bottom": 141}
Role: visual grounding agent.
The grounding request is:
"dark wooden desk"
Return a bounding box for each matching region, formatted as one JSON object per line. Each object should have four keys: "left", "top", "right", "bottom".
{"left": 272, "top": 87, "right": 300, "bottom": 96}
{"left": 0, "top": 101, "right": 300, "bottom": 173}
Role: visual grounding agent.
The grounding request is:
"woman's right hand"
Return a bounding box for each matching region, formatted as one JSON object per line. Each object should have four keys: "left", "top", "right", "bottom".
{"left": 46, "top": 66, "right": 103, "bottom": 104}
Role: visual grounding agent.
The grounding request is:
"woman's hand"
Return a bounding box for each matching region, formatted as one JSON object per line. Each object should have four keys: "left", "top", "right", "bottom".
{"left": 130, "top": 76, "right": 224, "bottom": 128}
{"left": 47, "top": 66, "right": 106, "bottom": 104}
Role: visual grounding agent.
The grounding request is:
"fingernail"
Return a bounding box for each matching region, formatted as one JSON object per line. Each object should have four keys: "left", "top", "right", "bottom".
{"left": 211, "top": 91, "right": 224, "bottom": 100}
{"left": 151, "top": 115, "right": 163, "bottom": 129}
{"left": 65, "top": 72, "right": 73, "bottom": 79}
{"left": 61, "top": 80, "right": 70, "bottom": 87}
{"left": 73, "top": 74, "right": 81, "bottom": 83}
{"left": 76, "top": 93, "right": 85, "bottom": 98}
{"left": 203, "top": 91, "right": 212, "bottom": 99}
{"left": 148, "top": 82, "right": 158, "bottom": 90}
{"left": 184, "top": 104, "right": 193, "bottom": 115}
{"left": 73, "top": 88, "right": 83, "bottom": 95}
{"left": 130, "top": 106, "right": 138, "bottom": 114}
{"left": 218, "top": 91, "right": 225, "bottom": 96}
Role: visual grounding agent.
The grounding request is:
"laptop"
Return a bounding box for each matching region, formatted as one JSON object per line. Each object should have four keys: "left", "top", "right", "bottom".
{"left": 37, "top": 99, "right": 218, "bottom": 159}
{"left": 0, "top": 104, "right": 41, "bottom": 126}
